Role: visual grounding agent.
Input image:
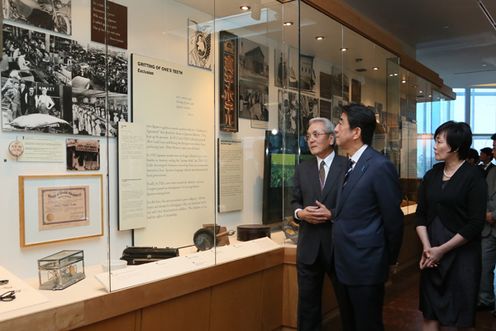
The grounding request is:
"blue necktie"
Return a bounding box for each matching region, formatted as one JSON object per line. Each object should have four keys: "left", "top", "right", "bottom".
{"left": 343, "top": 159, "right": 355, "bottom": 187}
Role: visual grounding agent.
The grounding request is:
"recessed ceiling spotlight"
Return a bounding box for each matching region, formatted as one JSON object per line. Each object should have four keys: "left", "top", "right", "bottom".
{"left": 372, "top": 66, "right": 379, "bottom": 71}
{"left": 482, "top": 63, "right": 488, "bottom": 67}
{"left": 419, "top": 90, "right": 423, "bottom": 94}
{"left": 340, "top": 47, "right": 348, "bottom": 52}
{"left": 393, "top": 73, "right": 398, "bottom": 76}
{"left": 283, "top": 21, "right": 293, "bottom": 26}
{"left": 240, "top": 5, "right": 250, "bottom": 11}
{"left": 315, "top": 36, "right": 325, "bottom": 41}
{"left": 401, "top": 79, "right": 406, "bottom": 84}
{"left": 428, "top": 94, "right": 432, "bottom": 98}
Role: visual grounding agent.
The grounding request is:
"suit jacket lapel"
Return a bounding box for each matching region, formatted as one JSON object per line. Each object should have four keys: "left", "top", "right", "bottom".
{"left": 310, "top": 159, "right": 322, "bottom": 196}
{"left": 336, "top": 147, "right": 372, "bottom": 215}
{"left": 321, "top": 157, "right": 341, "bottom": 199}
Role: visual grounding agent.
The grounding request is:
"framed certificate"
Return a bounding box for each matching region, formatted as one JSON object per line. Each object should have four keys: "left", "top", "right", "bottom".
{"left": 19, "top": 174, "right": 104, "bottom": 247}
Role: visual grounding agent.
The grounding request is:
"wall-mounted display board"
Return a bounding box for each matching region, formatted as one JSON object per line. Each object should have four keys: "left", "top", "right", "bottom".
{"left": 218, "top": 139, "right": 243, "bottom": 213}
{"left": 128, "top": 54, "right": 214, "bottom": 247}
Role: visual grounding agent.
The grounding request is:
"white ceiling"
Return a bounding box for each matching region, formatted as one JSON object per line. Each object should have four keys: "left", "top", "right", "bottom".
{"left": 339, "top": 0, "right": 496, "bottom": 88}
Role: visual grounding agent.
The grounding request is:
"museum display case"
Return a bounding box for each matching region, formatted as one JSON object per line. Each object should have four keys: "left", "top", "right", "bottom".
{"left": 0, "top": 0, "right": 453, "bottom": 329}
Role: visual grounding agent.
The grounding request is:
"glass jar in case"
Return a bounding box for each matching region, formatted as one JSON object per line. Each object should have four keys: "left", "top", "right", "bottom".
{"left": 38, "top": 250, "right": 85, "bottom": 290}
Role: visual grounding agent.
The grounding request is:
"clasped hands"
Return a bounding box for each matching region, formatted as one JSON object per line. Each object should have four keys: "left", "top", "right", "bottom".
{"left": 300, "top": 201, "right": 331, "bottom": 224}
{"left": 419, "top": 246, "right": 445, "bottom": 270}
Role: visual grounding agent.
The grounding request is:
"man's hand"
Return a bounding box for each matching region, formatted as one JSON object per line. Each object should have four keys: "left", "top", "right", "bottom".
{"left": 301, "top": 201, "right": 331, "bottom": 224}
{"left": 486, "top": 212, "right": 495, "bottom": 224}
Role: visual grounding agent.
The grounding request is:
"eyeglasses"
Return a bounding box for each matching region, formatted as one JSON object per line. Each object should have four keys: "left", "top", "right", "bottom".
{"left": 304, "top": 132, "right": 330, "bottom": 141}
{"left": 0, "top": 290, "right": 16, "bottom": 302}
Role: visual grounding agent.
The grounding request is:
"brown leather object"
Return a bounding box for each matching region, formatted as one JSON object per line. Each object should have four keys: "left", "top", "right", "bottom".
{"left": 237, "top": 224, "right": 271, "bottom": 242}
{"left": 202, "top": 224, "right": 230, "bottom": 246}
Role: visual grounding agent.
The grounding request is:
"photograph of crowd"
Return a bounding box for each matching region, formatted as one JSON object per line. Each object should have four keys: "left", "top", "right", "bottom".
{"left": 239, "top": 79, "right": 268, "bottom": 122}
{"left": 70, "top": 42, "right": 128, "bottom": 94}
{"left": 72, "top": 91, "right": 127, "bottom": 137}
{"left": 3, "top": 0, "right": 72, "bottom": 35}
{"left": 1, "top": 22, "right": 129, "bottom": 136}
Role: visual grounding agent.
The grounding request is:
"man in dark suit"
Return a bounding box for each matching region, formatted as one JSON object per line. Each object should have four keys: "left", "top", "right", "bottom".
{"left": 478, "top": 135, "right": 496, "bottom": 311}
{"left": 332, "top": 104, "right": 404, "bottom": 331}
{"left": 292, "top": 117, "right": 347, "bottom": 331}
{"left": 479, "top": 147, "right": 495, "bottom": 178}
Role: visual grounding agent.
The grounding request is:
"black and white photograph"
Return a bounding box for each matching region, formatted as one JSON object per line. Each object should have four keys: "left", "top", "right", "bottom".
{"left": 239, "top": 38, "right": 268, "bottom": 81}
{"left": 2, "top": 24, "right": 73, "bottom": 86}
{"left": 3, "top": 0, "right": 72, "bottom": 35}
{"left": 332, "top": 95, "right": 347, "bottom": 121}
{"left": 274, "top": 49, "right": 288, "bottom": 88}
{"left": 330, "top": 70, "right": 350, "bottom": 101}
{"left": 288, "top": 47, "right": 316, "bottom": 92}
{"left": 319, "top": 71, "right": 332, "bottom": 99}
{"left": 71, "top": 90, "right": 127, "bottom": 137}
{"left": 2, "top": 78, "right": 73, "bottom": 133}
{"left": 340, "top": 73, "right": 350, "bottom": 101}
{"left": 319, "top": 99, "right": 332, "bottom": 121}
{"left": 70, "top": 42, "right": 128, "bottom": 94}
{"left": 278, "top": 89, "right": 298, "bottom": 134}
{"left": 239, "top": 79, "right": 268, "bottom": 121}
{"left": 351, "top": 78, "right": 361, "bottom": 103}
{"left": 66, "top": 138, "right": 100, "bottom": 171}
{"left": 299, "top": 94, "right": 319, "bottom": 133}
{"left": 187, "top": 18, "right": 212, "bottom": 70}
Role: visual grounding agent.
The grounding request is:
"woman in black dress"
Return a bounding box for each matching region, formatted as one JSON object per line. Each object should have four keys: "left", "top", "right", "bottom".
{"left": 415, "top": 121, "right": 486, "bottom": 330}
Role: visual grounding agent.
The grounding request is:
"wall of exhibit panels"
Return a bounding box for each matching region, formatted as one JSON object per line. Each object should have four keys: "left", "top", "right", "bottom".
{"left": 0, "top": 0, "right": 388, "bottom": 278}
{"left": 0, "top": 0, "right": 214, "bottom": 278}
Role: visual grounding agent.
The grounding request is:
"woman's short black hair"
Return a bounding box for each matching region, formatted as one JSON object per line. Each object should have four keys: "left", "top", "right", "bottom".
{"left": 341, "top": 103, "right": 376, "bottom": 145}
{"left": 434, "top": 121, "right": 472, "bottom": 160}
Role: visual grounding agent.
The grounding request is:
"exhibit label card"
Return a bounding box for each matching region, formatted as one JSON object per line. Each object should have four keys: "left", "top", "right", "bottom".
{"left": 218, "top": 140, "right": 243, "bottom": 213}
{"left": 129, "top": 54, "right": 214, "bottom": 247}
{"left": 118, "top": 122, "right": 147, "bottom": 230}
{"left": 18, "top": 137, "right": 65, "bottom": 163}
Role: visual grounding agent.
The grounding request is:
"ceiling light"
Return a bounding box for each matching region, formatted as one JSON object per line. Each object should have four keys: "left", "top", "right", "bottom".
{"left": 315, "top": 36, "right": 325, "bottom": 41}
{"left": 419, "top": 90, "right": 423, "bottom": 94}
{"left": 482, "top": 63, "right": 488, "bottom": 67}
{"left": 401, "top": 79, "right": 406, "bottom": 84}
{"left": 372, "top": 66, "right": 379, "bottom": 71}
{"left": 240, "top": 5, "right": 250, "bottom": 11}
{"left": 340, "top": 47, "right": 348, "bottom": 52}
{"left": 283, "top": 21, "right": 293, "bottom": 26}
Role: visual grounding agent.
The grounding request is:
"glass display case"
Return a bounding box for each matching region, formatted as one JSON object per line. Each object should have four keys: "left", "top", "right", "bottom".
{"left": 38, "top": 250, "right": 85, "bottom": 290}
{"left": 0, "top": 0, "right": 451, "bottom": 304}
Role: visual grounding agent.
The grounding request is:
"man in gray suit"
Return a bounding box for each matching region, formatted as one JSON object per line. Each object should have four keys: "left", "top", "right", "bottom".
{"left": 479, "top": 133, "right": 496, "bottom": 311}
{"left": 292, "top": 117, "right": 346, "bottom": 330}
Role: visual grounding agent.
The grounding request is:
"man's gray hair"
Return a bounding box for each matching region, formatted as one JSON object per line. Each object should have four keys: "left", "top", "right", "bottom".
{"left": 309, "top": 117, "right": 335, "bottom": 138}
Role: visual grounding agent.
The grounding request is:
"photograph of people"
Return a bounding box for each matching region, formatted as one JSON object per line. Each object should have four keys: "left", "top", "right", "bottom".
{"left": 415, "top": 121, "right": 487, "bottom": 330}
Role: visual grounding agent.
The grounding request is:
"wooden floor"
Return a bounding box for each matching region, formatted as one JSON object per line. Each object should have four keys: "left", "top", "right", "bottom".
{"left": 387, "top": 270, "right": 496, "bottom": 331}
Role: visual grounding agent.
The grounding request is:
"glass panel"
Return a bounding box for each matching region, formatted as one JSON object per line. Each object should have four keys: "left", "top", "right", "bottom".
{"left": 470, "top": 88, "right": 496, "bottom": 134}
